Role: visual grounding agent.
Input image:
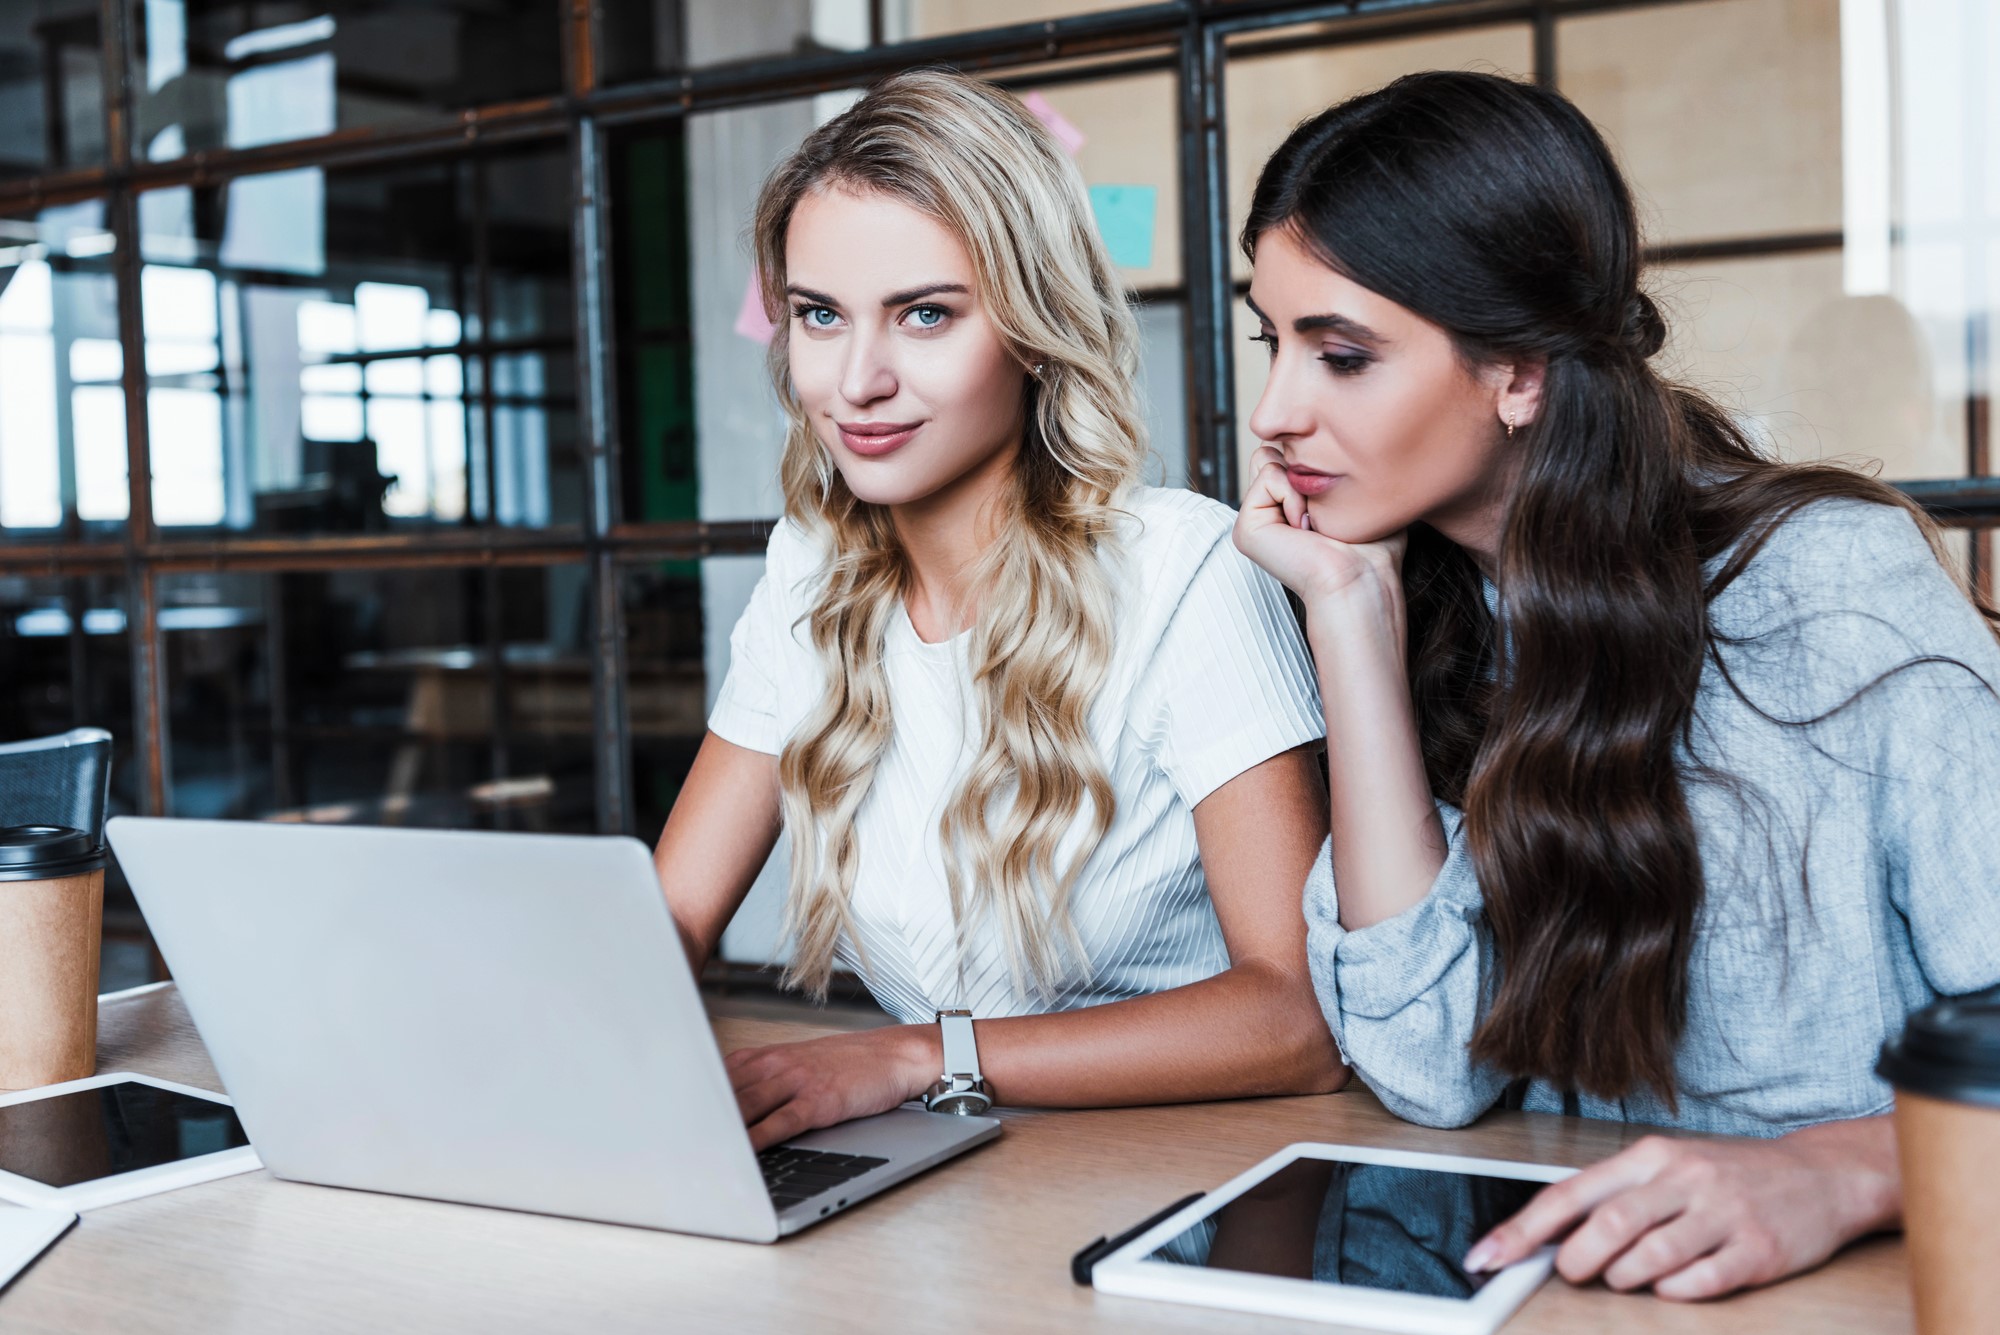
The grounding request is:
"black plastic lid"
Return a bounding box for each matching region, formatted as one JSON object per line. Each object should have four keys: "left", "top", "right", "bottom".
{"left": 1878, "top": 989, "right": 2000, "bottom": 1108}
{"left": 0, "top": 825, "right": 105, "bottom": 882}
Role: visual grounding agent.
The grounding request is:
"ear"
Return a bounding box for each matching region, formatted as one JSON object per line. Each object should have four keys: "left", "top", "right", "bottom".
{"left": 1495, "top": 356, "right": 1547, "bottom": 431}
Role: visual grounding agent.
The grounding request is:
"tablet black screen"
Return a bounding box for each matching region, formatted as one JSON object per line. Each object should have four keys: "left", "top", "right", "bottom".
{"left": 0, "top": 1081, "right": 249, "bottom": 1188}
{"left": 1146, "top": 1158, "right": 1544, "bottom": 1301}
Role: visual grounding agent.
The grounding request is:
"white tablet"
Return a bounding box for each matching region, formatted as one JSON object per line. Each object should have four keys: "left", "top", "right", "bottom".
{"left": 0, "top": 1072, "right": 262, "bottom": 1211}
{"left": 1091, "top": 1142, "right": 1577, "bottom": 1335}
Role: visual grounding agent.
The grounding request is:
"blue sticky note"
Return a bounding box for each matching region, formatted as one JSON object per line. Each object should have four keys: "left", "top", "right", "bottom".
{"left": 1089, "top": 184, "right": 1157, "bottom": 270}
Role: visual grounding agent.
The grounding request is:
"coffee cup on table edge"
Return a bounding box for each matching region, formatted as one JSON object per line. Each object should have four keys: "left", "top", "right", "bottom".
{"left": 1878, "top": 988, "right": 2000, "bottom": 1335}
{"left": 0, "top": 826, "right": 106, "bottom": 1090}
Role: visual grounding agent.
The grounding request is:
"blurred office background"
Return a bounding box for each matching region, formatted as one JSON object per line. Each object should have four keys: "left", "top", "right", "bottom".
{"left": 0, "top": 0, "right": 1990, "bottom": 990}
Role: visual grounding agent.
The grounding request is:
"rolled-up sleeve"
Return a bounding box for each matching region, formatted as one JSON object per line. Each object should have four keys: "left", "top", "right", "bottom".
{"left": 1304, "top": 804, "right": 1510, "bottom": 1128}
{"left": 1739, "top": 499, "right": 2000, "bottom": 1000}
{"left": 1851, "top": 527, "right": 2000, "bottom": 998}
{"left": 1881, "top": 662, "right": 2000, "bottom": 998}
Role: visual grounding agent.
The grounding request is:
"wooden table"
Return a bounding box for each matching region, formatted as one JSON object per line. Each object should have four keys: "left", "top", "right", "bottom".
{"left": 0, "top": 985, "right": 1914, "bottom": 1334}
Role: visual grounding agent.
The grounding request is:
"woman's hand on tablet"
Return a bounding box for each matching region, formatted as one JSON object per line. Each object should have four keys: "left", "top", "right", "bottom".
{"left": 725, "top": 1026, "right": 940, "bottom": 1152}
{"left": 1462, "top": 1117, "right": 1901, "bottom": 1300}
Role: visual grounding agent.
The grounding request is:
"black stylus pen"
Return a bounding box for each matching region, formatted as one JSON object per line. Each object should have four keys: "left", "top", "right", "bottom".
{"left": 1070, "top": 1192, "right": 1206, "bottom": 1285}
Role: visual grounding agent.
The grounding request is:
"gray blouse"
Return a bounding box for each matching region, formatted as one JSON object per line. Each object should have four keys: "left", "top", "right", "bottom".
{"left": 1306, "top": 498, "right": 2000, "bottom": 1135}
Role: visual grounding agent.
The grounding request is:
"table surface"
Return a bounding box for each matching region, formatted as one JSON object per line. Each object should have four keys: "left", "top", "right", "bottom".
{"left": 0, "top": 984, "right": 1914, "bottom": 1335}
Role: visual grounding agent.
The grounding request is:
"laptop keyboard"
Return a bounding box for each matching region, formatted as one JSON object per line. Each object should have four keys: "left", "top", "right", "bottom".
{"left": 759, "top": 1147, "right": 890, "bottom": 1211}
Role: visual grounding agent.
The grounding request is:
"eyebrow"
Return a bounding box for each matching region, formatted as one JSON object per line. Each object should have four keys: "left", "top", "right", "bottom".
{"left": 882, "top": 282, "right": 968, "bottom": 307}
{"left": 1244, "top": 294, "right": 1384, "bottom": 344}
{"left": 784, "top": 282, "right": 970, "bottom": 309}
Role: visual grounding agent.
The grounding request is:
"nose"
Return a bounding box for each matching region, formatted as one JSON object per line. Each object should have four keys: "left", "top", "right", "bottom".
{"left": 1246, "top": 348, "right": 1316, "bottom": 447}
{"left": 838, "top": 328, "right": 898, "bottom": 408}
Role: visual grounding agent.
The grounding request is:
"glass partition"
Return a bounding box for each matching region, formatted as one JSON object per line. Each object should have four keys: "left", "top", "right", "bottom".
{"left": 0, "top": 205, "right": 126, "bottom": 542}
{"left": 622, "top": 554, "right": 784, "bottom": 964}
{"left": 0, "top": 570, "right": 136, "bottom": 811}
{"left": 0, "top": 2, "right": 106, "bottom": 177}
{"left": 161, "top": 563, "right": 597, "bottom": 831}
{"left": 905, "top": 1, "right": 1140, "bottom": 40}
{"left": 1560, "top": 0, "right": 1842, "bottom": 246}
{"left": 1566, "top": 0, "right": 1984, "bottom": 499}
{"left": 0, "top": 567, "right": 147, "bottom": 986}
{"left": 128, "top": 0, "right": 563, "bottom": 162}
{"left": 597, "top": 0, "right": 1146, "bottom": 80}
{"left": 1652, "top": 251, "right": 1966, "bottom": 479}
{"left": 134, "top": 141, "right": 579, "bottom": 536}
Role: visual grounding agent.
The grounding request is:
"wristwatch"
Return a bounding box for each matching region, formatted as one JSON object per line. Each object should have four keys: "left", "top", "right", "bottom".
{"left": 921, "top": 1009, "right": 993, "bottom": 1116}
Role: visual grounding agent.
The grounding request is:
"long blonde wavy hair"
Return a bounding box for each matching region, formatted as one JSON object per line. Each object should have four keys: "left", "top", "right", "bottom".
{"left": 749, "top": 70, "right": 1148, "bottom": 999}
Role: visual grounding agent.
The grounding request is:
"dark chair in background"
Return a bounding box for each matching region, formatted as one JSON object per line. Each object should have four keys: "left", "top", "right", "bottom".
{"left": 0, "top": 727, "right": 155, "bottom": 986}
{"left": 0, "top": 727, "right": 113, "bottom": 841}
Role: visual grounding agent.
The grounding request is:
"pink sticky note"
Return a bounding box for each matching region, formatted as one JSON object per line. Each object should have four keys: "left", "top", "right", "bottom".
{"left": 734, "top": 269, "right": 777, "bottom": 346}
{"left": 1022, "top": 91, "right": 1086, "bottom": 156}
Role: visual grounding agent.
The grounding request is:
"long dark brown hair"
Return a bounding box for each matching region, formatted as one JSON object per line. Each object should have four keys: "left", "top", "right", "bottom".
{"left": 1244, "top": 71, "right": 2000, "bottom": 1103}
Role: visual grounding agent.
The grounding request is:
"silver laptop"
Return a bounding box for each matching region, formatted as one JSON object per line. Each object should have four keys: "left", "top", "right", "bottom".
{"left": 106, "top": 817, "right": 998, "bottom": 1242}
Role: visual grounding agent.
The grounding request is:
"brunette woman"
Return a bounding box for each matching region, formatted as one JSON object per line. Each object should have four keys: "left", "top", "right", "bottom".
{"left": 1234, "top": 70, "right": 2000, "bottom": 1300}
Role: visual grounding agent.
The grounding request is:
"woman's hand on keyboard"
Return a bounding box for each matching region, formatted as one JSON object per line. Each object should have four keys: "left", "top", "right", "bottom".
{"left": 727, "top": 1025, "right": 943, "bottom": 1151}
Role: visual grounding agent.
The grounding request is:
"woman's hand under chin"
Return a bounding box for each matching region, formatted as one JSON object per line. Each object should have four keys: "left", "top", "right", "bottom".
{"left": 1231, "top": 445, "right": 1407, "bottom": 613}
{"left": 726, "top": 1025, "right": 943, "bottom": 1151}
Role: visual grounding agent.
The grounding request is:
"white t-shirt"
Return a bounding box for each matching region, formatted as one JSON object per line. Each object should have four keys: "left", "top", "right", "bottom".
{"left": 708, "top": 486, "right": 1324, "bottom": 1022}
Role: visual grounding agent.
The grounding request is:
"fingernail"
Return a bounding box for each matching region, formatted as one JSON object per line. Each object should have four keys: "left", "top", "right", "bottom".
{"left": 1463, "top": 1240, "right": 1498, "bottom": 1273}
{"left": 1302, "top": 514, "right": 1314, "bottom": 532}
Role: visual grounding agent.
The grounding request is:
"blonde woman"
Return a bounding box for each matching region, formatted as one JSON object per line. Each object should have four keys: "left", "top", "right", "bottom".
{"left": 653, "top": 70, "right": 1342, "bottom": 1150}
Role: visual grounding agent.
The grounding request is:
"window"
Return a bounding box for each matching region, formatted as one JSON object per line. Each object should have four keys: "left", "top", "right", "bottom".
{"left": 0, "top": 2, "right": 107, "bottom": 175}
{"left": 162, "top": 564, "right": 597, "bottom": 830}
{"left": 129, "top": 0, "right": 564, "bottom": 161}
{"left": 134, "top": 143, "right": 580, "bottom": 537}
{"left": 1565, "top": 0, "right": 1990, "bottom": 527}
{"left": 596, "top": 0, "right": 1144, "bottom": 80}
{"left": 0, "top": 208, "right": 125, "bottom": 538}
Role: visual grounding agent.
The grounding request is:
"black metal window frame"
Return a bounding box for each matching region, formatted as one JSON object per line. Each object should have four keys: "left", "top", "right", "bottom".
{"left": 0, "top": 0, "right": 1990, "bottom": 836}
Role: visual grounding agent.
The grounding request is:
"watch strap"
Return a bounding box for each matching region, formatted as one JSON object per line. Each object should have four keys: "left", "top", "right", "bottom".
{"left": 936, "top": 1008, "right": 981, "bottom": 1080}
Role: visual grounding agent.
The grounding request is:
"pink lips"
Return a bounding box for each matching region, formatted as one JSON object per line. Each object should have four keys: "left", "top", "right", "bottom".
{"left": 837, "top": 420, "right": 922, "bottom": 458}
{"left": 1286, "top": 465, "right": 1339, "bottom": 496}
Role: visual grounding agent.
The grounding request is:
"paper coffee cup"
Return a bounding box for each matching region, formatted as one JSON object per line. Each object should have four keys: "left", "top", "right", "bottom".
{"left": 0, "top": 826, "right": 107, "bottom": 1090}
{"left": 1878, "top": 989, "right": 2000, "bottom": 1335}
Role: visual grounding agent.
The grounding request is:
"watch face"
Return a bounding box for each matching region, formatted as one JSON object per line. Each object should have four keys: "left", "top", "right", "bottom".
{"left": 929, "top": 1092, "right": 991, "bottom": 1116}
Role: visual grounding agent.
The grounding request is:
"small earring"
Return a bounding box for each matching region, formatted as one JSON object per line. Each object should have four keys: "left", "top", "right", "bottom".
{"left": 1031, "top": 362, "right": 1046, "bottom": 378}
{"left": 1504, "top": 410, "right": 1516, "bottom": 439}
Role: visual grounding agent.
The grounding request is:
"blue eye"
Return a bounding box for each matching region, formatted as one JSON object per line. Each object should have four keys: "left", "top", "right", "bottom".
{"left": 907, "top": 305, "right": 946, "bottom": 329}
{"left": 795, "top": 305, "right": 839, "bottom": 330}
